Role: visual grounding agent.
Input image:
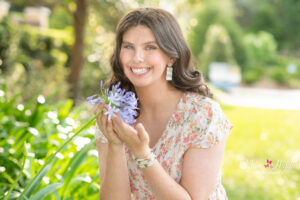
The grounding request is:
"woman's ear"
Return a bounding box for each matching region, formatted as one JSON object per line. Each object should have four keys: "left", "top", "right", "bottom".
{"left": 170, "top": 58, "right": 177, "bottom": 65}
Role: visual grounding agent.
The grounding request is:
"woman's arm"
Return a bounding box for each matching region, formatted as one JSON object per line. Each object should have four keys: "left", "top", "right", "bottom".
{"left": 180, "top": 135, "right": 227, "bottom": 200}
{"left": 96, "top": 141, "right": 131, "bottom": 200}
{"left": 138, "top": 136, "right": 226, "bottom": 200}
{"left": 93, "top": 104, "right": 131, "bottom": 200}
{"left": 139, "top": 157, "right": 192, "bottom": 200}
{"left": 96, "top": 139, "right": 107, "bottom": 184}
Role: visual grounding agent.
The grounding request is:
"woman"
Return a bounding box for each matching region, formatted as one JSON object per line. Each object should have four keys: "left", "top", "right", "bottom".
{"left": 92, "top": 7, "right": 233, "bottom": 200}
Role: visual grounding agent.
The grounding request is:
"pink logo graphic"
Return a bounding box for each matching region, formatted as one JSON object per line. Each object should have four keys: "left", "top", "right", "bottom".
{"left": 264, "top": 159, "right": 273, "bottom": 168}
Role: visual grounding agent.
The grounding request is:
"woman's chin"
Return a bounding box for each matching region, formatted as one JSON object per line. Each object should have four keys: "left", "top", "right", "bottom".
{"left": 131, "top": 81, "right": 151, "bottom": 89}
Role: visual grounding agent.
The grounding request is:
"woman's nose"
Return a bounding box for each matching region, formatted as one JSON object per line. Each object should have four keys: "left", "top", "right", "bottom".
{"left": 133, "top": 49, "right": 144, "bottom": 62}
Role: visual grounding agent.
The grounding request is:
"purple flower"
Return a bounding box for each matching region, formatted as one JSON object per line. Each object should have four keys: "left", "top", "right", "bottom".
{"left": 107, "top": 90, "right": 122, "bottom": 107}
{"left": 105, "top": 103, "right": 119, "bottom": 121}
{"left": 86, "top": 81, "right": 139, "bottom": 124}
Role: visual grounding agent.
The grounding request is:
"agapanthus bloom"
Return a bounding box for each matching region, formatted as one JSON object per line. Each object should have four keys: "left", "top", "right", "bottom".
{"left": 86, "top": 81, "right": 138, "bottom": 124}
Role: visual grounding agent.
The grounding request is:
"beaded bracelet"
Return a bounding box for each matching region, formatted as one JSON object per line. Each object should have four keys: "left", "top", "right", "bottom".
{"left": 132, "top": 152, "right": 156, "bottom": 169}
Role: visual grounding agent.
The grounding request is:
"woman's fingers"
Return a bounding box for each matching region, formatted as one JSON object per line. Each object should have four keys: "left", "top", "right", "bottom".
{"left": 107, "top": 117, "right": 114, "bottom": 135}
{"left": 99, "top": 108, "right": 107, "bottom": 133}
{"left": 90, "top": 103, "right": 122, "bottom": 145}
{"left": 92, "top": 104, "right": 98, "bottom": 115}
{"left": 93, "top": 103, "right": 107, "bottom": 136}
{"left": 102, "top": 108, "right": 108, "bottom": 123}
{"left": 112, "top": 117, "right": 138, "bottom": 143}
{"left": 136, "top": 123, "right": 148, "bottom": 142}
{"left": 97, "top": 104, "right": 108, "bottom": 124}
{"left": 92, "top": 103, "right": 105, "bottom": 116}
{"left": 111, "top": 116, "right": 124, "bottom": 136}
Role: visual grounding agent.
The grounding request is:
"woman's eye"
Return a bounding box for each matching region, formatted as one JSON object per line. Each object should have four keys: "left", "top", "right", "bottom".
{"left": 146, "top": 45, "right": 157, "bottom": 50}
{"left": 123, "top": 45, "right": 133, "bottom": 49}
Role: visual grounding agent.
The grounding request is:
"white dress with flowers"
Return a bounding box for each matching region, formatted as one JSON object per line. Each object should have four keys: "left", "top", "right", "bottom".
{"left": 95, "top": 92, "right": 233, "bottom": 200}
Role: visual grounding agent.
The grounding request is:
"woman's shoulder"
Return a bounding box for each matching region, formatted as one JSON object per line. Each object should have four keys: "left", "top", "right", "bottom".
{"left": 183, "top": 91, "right": 220, "bottom": 111}
{"left": 182, "top": 92, "right": 233, "bottom": 149}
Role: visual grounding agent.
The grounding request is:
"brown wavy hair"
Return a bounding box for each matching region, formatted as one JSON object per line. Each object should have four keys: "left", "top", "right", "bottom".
{"left": 108, "top": 7, "right": 213, "bottom": 98}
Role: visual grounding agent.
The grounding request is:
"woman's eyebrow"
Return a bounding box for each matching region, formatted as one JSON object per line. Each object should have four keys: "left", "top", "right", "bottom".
{"left": 122, "top": 41, "right": 157, "bottom": 45}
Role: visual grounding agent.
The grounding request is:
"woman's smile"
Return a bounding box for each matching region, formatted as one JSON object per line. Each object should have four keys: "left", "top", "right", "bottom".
{"left": 130, "top": 66, "right": 152, "bottom": 76}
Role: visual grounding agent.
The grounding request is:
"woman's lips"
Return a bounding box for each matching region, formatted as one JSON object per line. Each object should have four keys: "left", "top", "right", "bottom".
{"left": 130, "top": 67, "right": 151, "bottom": 76}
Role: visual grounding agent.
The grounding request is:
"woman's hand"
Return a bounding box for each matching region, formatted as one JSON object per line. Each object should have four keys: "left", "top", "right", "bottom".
{"left": 111, "top": 114, "right": 151, "bottom": 158}
{"left": 92, "top": 103, "right": 123, "bottom": 146}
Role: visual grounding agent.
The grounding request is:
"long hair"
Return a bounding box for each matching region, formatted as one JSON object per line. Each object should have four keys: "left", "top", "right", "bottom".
{"left": 108, "top": 7, "right": 213, "bottom": 98}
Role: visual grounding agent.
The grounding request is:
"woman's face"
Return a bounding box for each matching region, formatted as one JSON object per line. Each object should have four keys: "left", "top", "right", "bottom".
{"left": 120, "top": 25, "right": 172, "bottom": 89}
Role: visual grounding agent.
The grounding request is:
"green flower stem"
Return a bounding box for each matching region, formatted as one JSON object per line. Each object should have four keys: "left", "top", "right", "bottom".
{"left": 4, "top": 148, "right": 26, "bottom": 200}
{"left": 16, "top": 110, "right": 103, "bottom": 200}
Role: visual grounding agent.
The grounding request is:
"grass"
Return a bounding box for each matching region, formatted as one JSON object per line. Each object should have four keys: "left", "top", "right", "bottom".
{"left": 221, "top": 105, "right": 300, "bottom": 200}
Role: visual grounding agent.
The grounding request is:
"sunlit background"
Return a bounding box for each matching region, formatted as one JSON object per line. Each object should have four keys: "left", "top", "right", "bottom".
{"left": 0, "top": 0, "right": 299, "bottom": 199}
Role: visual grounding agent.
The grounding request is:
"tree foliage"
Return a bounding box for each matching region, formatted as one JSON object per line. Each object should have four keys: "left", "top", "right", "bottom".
{"left": 188, "top": 0, "right": 247, "bottom": 70}
{"left": 235, "top": 0, "right": 300, "bottom": 52}
{"left": 0, "top": 17, "right": 12, "bottom": 73}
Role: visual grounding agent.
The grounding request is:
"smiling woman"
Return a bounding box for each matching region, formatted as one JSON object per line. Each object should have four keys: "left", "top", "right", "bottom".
{"left": 92, "top": 7, "right": 233, "bottom": 200}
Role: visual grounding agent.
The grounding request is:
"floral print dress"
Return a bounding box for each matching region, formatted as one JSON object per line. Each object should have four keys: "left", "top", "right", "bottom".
{"left": 95, "top": 91, "right": 233, "bottom": 200}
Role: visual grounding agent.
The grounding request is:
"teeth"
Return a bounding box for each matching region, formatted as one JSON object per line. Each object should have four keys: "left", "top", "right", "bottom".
{"left": 131, "top": 68, "right": 150, "bottom": 74}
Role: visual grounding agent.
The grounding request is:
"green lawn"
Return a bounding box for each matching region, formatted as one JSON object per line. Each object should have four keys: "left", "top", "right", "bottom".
{"left": 221, "top": 105, "right": 300, "bottom": 200}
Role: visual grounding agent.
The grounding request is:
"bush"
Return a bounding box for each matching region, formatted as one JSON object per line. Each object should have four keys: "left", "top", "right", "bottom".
{"left": 242, "top": 65, "right": 264, "bottom": 84}
{"left": 241, "top": 31, "right": 300, "bottom": 87}
{"left": 268, "top": 66, "right": 288, "bottom": 85}
{"left": 0, "top": 82, "right": 100, "bottom": 199}
{"left": 266, "top": 59, "right": 300, "bottom": 87}
{"left": 0, "top": 18, "right": 72, "bottom": 102}
{"left": 243, "top": 31, "right": 277, "bottom": 64}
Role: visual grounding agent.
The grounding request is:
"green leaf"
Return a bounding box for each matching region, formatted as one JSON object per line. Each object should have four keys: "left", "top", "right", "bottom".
{"left": 58, "top": 99, "right": 73, "bottom": 119}
{"left": 3, "top": 147, "right": 26, "bottom": 200}
{"left": 30, "top": 183, "right": 63, "bottom": 200}
{"left": 21, "top": 164, "right": 52, "bottom": 200}
{"left": 60, "top": 141, "right": 94, "bottom": 199}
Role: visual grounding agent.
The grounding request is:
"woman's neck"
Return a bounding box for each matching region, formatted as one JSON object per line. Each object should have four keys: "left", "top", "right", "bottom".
{"left": 134, "top": 81, "right": 183, "bottom": 119}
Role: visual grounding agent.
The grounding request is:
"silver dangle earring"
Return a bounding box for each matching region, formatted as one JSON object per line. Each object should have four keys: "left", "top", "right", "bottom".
{"left": 166, "top": 63, "right": 173, "bottom": 81}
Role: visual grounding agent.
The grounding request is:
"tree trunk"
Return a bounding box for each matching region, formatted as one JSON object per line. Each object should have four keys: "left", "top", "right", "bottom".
{"left": 68, "top": 0, "right": 87, "bottom": 105}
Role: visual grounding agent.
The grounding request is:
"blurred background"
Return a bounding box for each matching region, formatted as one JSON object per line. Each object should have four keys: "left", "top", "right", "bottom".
{"left": 0, "top": 0, "right": 299, "bottom": 199}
